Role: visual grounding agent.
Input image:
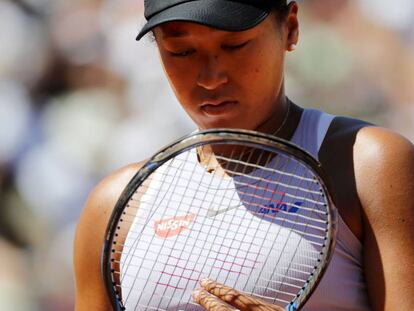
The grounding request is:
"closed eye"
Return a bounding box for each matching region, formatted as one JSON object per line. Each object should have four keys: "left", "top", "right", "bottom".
{"left": 169, "top": 49, "right": 196, "bottom": 57}
{"left": 222, "top": 41, "right": 250, "bottom": 51}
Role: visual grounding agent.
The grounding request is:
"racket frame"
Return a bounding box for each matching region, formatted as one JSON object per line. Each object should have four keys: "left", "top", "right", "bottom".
{"left": 102, "top": 128, "right": 338, "bottom": 311}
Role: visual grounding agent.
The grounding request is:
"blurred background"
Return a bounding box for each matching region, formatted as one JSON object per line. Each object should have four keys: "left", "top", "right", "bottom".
{"left": 0, "top": 0, "right": 413, "bottom": 310}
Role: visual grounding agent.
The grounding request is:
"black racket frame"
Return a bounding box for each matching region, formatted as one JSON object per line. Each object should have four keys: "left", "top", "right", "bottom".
{"left": 102, "top": 128, "right": 338, "bottom": 311}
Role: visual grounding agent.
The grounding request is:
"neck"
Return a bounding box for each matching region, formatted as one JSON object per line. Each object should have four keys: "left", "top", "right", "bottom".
{"left": 255, "top": 90, "right": 290, "bottom": 138}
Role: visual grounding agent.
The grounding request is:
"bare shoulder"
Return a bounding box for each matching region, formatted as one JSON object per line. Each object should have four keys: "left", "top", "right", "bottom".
{"left": 74, "top": 162, "right": 145, "bottom": 311}
{"left": 75, "top": 161, "right": 144, "bottom": 250}
{"left": 353, "top": 126, "right": 414, "bottom": 215}
{"left": 353, "top": 126, "right": 414, "bottom": 310}
{"left": 80, "top": 162, "right": 144, "bottom": 223}
{"left": 354, "top": 126, "right": 414, "bottom": 164}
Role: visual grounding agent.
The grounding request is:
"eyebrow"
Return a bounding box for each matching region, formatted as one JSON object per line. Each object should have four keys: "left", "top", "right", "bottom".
{"left": 161, "top": 30, "right": 190, "bottom": 39}
{"left": 159, "top": 24, "right": 232, "bottom": 39}
{"left": 161, "top": 30, "right": 251, "bottom": 40}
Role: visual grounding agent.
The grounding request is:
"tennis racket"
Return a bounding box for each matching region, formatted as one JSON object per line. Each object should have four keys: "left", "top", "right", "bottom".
{"left": 102, "top": 128, "right": 337, "bottom": 311}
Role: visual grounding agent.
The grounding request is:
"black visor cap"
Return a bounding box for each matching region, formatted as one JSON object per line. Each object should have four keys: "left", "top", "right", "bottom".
{"left": 136, "top": 0, "right": 284, "bottom": 40}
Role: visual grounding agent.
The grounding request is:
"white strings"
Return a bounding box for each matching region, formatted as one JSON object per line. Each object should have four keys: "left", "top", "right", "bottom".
{"left": 109, "top": 143, "right": 331, "bottom": 311}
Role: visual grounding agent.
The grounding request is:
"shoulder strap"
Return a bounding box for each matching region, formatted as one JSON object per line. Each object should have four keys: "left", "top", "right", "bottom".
{"left": 318, "top": 116, "right": 372, "bottom": 229}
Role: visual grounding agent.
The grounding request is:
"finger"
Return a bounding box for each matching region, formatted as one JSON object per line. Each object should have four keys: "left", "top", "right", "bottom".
{"left": 199, "top": 279, "right": 284, "bottom": 311}
{"left": 192, "top": 288, "right": 234, "bottom": 311}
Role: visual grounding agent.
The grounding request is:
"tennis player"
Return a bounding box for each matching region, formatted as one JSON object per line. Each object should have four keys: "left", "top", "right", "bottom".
{"left": 74, "top": 1, "right": 414, "bottom": 310}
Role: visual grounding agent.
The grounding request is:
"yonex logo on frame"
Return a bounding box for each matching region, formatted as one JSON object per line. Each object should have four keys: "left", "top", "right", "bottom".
{"left": 154, "top": 214, "right": 195, "bottom": 238}
{"left": 258, "top": 201, "right": 303, "bottom": 215}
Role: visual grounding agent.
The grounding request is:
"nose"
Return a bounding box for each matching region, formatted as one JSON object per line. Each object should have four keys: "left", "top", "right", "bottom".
{"left": 196, "top": 55, "right": 228, "bottom": 90}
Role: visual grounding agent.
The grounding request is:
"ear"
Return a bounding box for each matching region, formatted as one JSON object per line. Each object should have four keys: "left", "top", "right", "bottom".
{"left": 285, "top": 2, "right": 299, "bottom": 51}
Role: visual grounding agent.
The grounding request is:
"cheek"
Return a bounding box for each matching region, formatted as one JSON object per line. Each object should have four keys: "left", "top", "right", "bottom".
{"left": 240, "top": 49, "right": 284, "bottom": 99}
{"left": 159, "top": 55, "right": 195, "bottom": 104}
{"left": 160, "top": 55, "right": 185, "bottom": 87}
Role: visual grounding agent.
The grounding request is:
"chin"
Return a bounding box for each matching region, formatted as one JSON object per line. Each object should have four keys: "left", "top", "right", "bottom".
{"left": 198, "top": 119, "right": 252, "bottom": 131}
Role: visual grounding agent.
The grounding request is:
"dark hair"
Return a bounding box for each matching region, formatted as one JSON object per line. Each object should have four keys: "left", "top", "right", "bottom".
{"left": 276, "top": 0, "right": 289, "bottom": 7}
{"left": 273, "top": 1, "right": 290, "bottom": 24}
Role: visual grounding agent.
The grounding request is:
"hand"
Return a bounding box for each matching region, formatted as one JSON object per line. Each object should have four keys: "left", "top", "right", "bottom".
{"left": 192, "top": 279, "right": 285, "bottom": 311}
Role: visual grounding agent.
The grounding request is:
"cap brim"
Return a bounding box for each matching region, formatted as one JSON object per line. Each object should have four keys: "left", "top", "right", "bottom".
{"left": 136, "top": 1, "right": 269, "bottom": 40}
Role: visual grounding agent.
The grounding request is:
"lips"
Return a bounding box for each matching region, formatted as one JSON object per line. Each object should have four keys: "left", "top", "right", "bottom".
{"left": 200, "top": 100, "right": 238, "bottom": 116}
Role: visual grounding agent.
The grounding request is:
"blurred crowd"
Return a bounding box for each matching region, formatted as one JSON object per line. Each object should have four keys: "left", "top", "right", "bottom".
{"left": 0, "top": 0, "right": 413, "bottom": 310}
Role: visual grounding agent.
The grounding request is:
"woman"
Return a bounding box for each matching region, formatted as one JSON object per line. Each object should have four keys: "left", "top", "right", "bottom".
{"left": 74, "top": 1, "right": 414, "bottom": 310}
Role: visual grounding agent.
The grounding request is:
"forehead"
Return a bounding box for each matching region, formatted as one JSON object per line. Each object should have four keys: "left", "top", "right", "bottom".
{"left": 154, "top": 16, "right": 276, "bottom": 40}
{"left": 155, "top": 22, "right": 250, "bottom": 40}
{"left": 157, "top": 22, "right": 224, "bottom": 38}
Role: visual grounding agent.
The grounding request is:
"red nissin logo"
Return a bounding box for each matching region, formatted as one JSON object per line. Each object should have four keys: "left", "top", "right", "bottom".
{"left": 154, "top": 214, "right": 195, "bottom": 238}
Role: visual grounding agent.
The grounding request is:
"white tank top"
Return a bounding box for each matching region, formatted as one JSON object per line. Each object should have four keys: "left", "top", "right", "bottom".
{"left": 290, "top": 108, "right": 371, "bottom": 310}
{"left": 120, "top": 108, "right": 371, "bottom": 310}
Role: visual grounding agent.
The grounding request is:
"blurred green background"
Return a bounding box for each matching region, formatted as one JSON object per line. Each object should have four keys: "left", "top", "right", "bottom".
{"left": 0, "top": 0, "right": 413, "bottom": 310}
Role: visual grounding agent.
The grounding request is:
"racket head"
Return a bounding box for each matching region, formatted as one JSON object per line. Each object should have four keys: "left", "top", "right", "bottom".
{"left": 102, "top": 128, "right": 338, "bottom": 311}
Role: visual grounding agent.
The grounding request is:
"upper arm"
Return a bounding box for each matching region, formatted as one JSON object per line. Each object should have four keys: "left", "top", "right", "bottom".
{"left": 354, "top": 127, "right": 414, "bottom": 311}
{"left": 73, "top": 163, "right": 143, "bottom": 311}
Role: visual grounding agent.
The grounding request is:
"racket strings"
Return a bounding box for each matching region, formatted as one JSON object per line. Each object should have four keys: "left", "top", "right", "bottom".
{"left": 118, "top": 214, "right": 327, "bottom": 248}
{"left": 217, "top": 150, "right": 316, "bottom": 304}
{"left": 109, "top": 143, "right": 332, "bottom": 310}
{"left": 130, "top": 154, "right": 207, "bottom": 308}
{"left": 186, "top": 148, "right": 272, "bottom": 299}
{"left": 113, "top": 257, "right": 316, "bottom": 275}
{"left": 118, "top": 223, "right": 326, "bottom": 302}
{"left": 129, "top": 147, "right": 251, "bottom": 308}
{"left": 157, "top": 146, "right": 257, "bottom": 310}
{"left": 119, "top": 184, "right": 324, "bottom": 302}
{"left": 126, "top": 196, "right": 327, "bottom": 231}
{"left": 133, "top": 165, "right": 326, "bottom": 209}
{"left": 214, "top": 154, "right": 316, "bottom": 182}
{"left": 128, "top": 154, "right": 326, "bottom": 239}
{"left": 242, "top": 156, "right": 306, "bottom": 303}
{"left": 265, "top": 158, "right": 320, "bottom": 303}
{"left": 162, "top": 154, "right": 321, "bottom": 197}
{"left": 115, "top": 232, "right": 323, "bottom": 269}
{"left": 134, "top": 149, "right": 242, "bottom": 310}
{"left": 219, "top": 148, "right": 293, "bottom": 295}
{"left": 121, "top": 156, "right": 191, "bottom": 305}
{"left": 130, "top": 171, "right": 327, "bottom": 214}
